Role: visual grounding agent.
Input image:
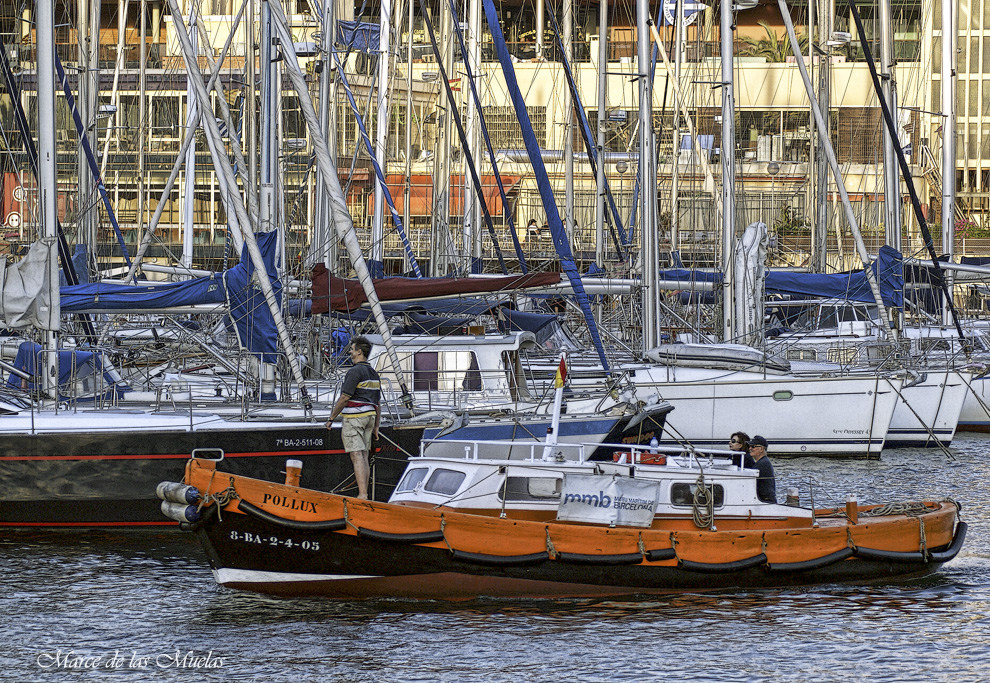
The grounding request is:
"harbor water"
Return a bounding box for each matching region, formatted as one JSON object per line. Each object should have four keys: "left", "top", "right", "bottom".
{"left": 3, "top": 435, "right": 989, "bottom": 682}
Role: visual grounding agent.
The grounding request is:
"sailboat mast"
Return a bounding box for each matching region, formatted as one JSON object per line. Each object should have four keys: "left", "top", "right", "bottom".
{"left": 316, "top": 0, "right": 336, "bottom": 270}
{"left": 247, "top": 0, "right": 258, "bottom": 193}
{"left": 182, "top": 3, "right": 198, "bottom": 271}
{"left": 38, "top": 0, "right": 59, "bottom": 397}
{"left": 880, "top": 0, "right": 901, "bottom": 251}
{"left": 564, "top": 0, "right": 574, "bottom": 245}
{"left": 941, "top": 0, "right": 956, "bottom": 325}
{"left": 811, "top": 0, "right": 831, "bottom": 271}
{"left": 638, "top": 0, "right": 658, "bottom": 350}
{"left": 670, "top": 0, "right": 684, "bottom": 254}
{"left": 462, "top": 0, "right": 484, "bottom": 270}
{"left": 372, "top": 0, "right": 392, "bottom": 275}
{"left": 77, "top": 0, "right": 99, "bottom": 265}
{"left": 138, "top": 0, "right": 147, "bottom": 259}
{"left": 260, "top": 0, "right": 277, "bottom": 235}
{"left": 594, "top": 0, "right": 607, "bottom": 267}
{"left": 719, "top": 0, "right": 735, "bottom": 342}
{"left": 403, "top": 0, "right": 414, "bottom": 268}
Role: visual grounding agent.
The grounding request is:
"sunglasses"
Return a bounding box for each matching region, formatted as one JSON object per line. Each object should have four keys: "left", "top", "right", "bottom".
{"left": 730, "top": 439, "right": 742, "bottom": 444}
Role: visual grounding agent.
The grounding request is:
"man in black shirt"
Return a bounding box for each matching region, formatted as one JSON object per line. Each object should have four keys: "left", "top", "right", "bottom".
{"left": 747, "top": 435, "right": 777, "bottom": 504}
{"left": 326, "top": 336, "right": 380, "bottom": 499}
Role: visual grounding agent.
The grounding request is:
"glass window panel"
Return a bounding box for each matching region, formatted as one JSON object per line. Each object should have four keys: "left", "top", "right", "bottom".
{"left": 424, "top": 468, "right": 466, "bottom": 495}
{"left": 396, "top": 468, "right": 428, "bottom": 493}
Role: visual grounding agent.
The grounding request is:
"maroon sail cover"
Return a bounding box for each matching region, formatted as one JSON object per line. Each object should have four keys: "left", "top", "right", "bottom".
{"left": 311, "top": 265, "right": 561, "bottom": 313}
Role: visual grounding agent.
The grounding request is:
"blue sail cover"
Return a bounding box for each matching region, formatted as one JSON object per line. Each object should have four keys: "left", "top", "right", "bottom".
{"left": 658, "top": 269, "right": 722, "bottom": 284}
{"left": 497, "top": 308, "right": 558, "bottom": 335}
{"left": 656, "top": 246, "right": 903, "bottom": 308}
{"left": 337, "top": 21, "right": 380, "bottom": 53}
{"left": 765, "top": 245, "right": 903, "bottom": 308}
{"left": 5, "top": 341, "right": 130, "bottom": 400}
{"left": 223, "top": 232, "right": 281, "bottom": 362}
{"left": 61, "top": 233, "right": 282, "bottom": 361}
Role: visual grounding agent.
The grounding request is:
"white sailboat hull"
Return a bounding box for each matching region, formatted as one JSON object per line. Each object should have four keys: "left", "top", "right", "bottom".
{"left": 622, "top": 367, "right": 899, "bottom": 457}
{"left": 957, "top": 373, "right": 990, "bottom": 432}
{"left": 884, "top": 370, "right": 969, "bottom": 447}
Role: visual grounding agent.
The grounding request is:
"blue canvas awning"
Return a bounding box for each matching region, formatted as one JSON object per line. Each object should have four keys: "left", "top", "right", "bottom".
{"left": 5, "top": 341, "right": 130, "bottom": 400}
{"left": 60, "top": 232, "right": 282, "bottom": 361}
{"left": 765, "top": 246, "right": 903, "bottom": 308}
{"left": 337, "top": 21, "right": 380, "bottom": 53}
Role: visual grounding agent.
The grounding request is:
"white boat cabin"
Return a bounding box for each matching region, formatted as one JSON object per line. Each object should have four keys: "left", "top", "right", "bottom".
{"left": 388, "top": 439, "right": 812, "bottom": 522}
{"left": 366, "top": 332, "right": 538, "bottom": 412}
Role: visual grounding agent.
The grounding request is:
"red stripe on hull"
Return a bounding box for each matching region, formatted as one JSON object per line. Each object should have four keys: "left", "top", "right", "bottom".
{"left": 0, "top": 449, "right": 349, "bottom": 461}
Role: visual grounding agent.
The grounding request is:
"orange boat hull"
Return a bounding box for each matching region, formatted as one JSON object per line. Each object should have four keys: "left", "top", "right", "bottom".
{"left": 180, "top": 458, "right": 965, "bottom": 599}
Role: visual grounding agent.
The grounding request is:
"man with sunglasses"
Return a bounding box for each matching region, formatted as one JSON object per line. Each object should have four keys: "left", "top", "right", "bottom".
{"left": 746, "top": 435, "right": 777, "bottom": 504}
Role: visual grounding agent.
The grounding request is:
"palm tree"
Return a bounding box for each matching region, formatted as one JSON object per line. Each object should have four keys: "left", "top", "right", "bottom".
{"left": 738, "top": 21, "right": 809, "bottom": 63}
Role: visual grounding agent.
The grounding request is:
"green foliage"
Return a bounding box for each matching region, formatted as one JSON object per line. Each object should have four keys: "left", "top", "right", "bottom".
{"left": 773, "top": 206, "right": 809, "bottom": 235}
{"left": 738, "top": 21, "right": 809, "bottom": 63}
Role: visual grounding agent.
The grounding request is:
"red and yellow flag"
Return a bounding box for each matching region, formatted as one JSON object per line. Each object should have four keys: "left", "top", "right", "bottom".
{"left": 554, "top": 355, "right": 568, "bottom": 388}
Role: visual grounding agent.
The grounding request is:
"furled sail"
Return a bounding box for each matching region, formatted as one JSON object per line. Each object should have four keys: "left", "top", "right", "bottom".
{"left": 311, "top": 266, "right": 560, "bottom": 313}
{"left": 0, "top": 238, "right": 60, "bottom": 331}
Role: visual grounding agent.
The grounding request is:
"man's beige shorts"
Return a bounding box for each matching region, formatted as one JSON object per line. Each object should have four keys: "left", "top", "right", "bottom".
{"left": 341, "top": 413, "right": 376, "bottom": 452}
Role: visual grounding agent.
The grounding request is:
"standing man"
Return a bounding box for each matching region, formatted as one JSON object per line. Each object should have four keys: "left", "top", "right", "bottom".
{"left": 746, "top": 435, "right": 777, "bottom": 504}
{"left": 327, "top": 336, "right": 380, "bottom": 499}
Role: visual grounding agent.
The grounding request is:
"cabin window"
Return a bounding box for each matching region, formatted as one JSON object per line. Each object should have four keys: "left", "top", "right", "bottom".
{"left": 670, "top": 483, "right": 724, "bottom": 507}
{"left": 826, "top": 347, "right": 857, "bottom": 365}
{"left": 498, "top": 476, "right": 562, "bottom": 502}
{"left": 772, "top": 390, "right": 793, "bottom": 401}
{"left": 413, "top": 352, "right": 439, "bottom": 391}
{"left": 786, "top": 349, "right": 816, "bottom": 362}
{"left": 396, "top": 351, "right": 482, "bottom": 393}
{"left": 396, "top": 467, "right": 429, "bottom": 493}
{"left": 462, "top": 353, "right": 482, "bottom": 391}
{"left": 424, "top": 468, "right": 466, "bottom": 495}
{"left": 917, "top": 339, "right": 952, "bottom": 354}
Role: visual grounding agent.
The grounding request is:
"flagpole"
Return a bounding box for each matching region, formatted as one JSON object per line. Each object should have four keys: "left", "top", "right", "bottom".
{"left": 543, "top": 352, "right": 568, "bottom": 460}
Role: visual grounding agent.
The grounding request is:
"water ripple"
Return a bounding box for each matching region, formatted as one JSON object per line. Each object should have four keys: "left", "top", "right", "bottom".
{"left": 3, "top": 435, "right": 989, "bottom": 681}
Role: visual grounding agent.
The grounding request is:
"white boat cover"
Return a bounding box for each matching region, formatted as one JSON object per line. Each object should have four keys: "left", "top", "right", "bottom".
{"left": 645, "top": 343, "right": 791, "bottom": 374}
{"left": 0, "top": 239, "right": 59, "bottom": 331}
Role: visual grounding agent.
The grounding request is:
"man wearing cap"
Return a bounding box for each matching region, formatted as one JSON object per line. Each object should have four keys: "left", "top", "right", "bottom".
{"left": 746, "top": 435, "right": 777, "bottom": 504}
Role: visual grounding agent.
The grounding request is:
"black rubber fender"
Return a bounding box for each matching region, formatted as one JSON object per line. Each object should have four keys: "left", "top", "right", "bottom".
{"left": 855, "top": 521, "right": 969, "bottom": 564}
{"left": 929, "top": 521, "right": 968, "bottom": 563}
{"left": 645, "top": 548, "right": 677, "bottom": 562}
{"left": 767, "top": 548, "right": 854, "bottom": 572}
{"left": 450, "top": 549, "right": 549, "bottom": 567}
{"left": 853, "top": 546, "right": 925, "bottom": 563}
{"left": 357, "top": 527, "right": 446, "bottom": 544}
{"left": 678, "top": 552, "right": 768, "bottom": 574}
{"left": 555, "top": 552, "right": 644, "bottom": 565}
{"left": 237, "top": 499, "right": 347, "bottom": 531}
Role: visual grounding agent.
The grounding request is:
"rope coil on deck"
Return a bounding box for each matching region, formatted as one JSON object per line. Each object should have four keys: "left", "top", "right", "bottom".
{"left": 860, "top": 502, "right": 932, "bottom": 518}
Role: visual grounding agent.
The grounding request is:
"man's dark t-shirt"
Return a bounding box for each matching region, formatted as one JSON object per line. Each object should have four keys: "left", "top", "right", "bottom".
{"left": 340, "top": 361, "right": 380, "bottom": 418}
